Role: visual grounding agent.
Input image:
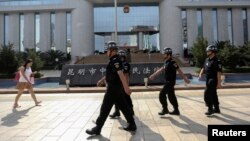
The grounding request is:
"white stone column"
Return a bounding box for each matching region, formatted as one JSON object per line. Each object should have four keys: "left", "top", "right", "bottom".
{"left": 218, "top": 8, "right": 229, "bottom": 41}
{"left": 138, "top": 32, "right": 144, "bottom": 50}
{"left": 0, "top": 14, "right": 4, "bottom": 46}
{"left": 24, "top": 13, "right": 35, "bottom": 49}
{"left": 187, "top": 9, "right": 198, "bottom": 49}
{"left": 232, "top": 8, "right": 244, "bottom": 46}
{"left": 159, "top": 0, "right": 183, "bottom": 55}
{"left": 40, "top": 12, "right": 51, "bottom": 52}
{"left": 9, "top": 13, "right": 20, "bottom": 51}
{"left": 202, "top": 9, "right": 213, "bottom": 44}
{"left": 71, "top": 0, "right": 94, "bottom": 58}
{"left": 248, "top": 8, "right": 250, "bottom": 42}
{"left": 55, "top": 12, "right": 67, "bottom": 53}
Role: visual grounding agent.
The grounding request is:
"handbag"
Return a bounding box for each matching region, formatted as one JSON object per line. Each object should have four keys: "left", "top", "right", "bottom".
{"left": 30, "top": 73, "right": 35, "bottom": 84}
{"left": 14, "top": 71, "right": 20, "bottom": 82}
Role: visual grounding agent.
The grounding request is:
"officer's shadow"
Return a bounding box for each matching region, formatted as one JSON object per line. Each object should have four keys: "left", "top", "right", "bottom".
{"left": 208, "top": 113, "right": 250, "bottom": 124}
{"left": 161, "top": 115, "right": 207, "bottom": 136}
{"left": 118, "top": 116, "right": 165, "bottom": 141}
{"left": 1, "top": 106, "right": 35, "bottom": 127}
{"left": 86, "top": 135, "right": 110, "bottom": 141}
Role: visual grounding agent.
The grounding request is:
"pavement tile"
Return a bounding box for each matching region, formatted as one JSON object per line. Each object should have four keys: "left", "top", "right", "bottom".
{"left": 0, "top": 89, "right": 250, "bottom": 141}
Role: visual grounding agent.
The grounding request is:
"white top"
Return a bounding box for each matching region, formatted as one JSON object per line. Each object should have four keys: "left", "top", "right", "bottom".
{"left": 19, "top": 67, "right": 32, "bottom": 82}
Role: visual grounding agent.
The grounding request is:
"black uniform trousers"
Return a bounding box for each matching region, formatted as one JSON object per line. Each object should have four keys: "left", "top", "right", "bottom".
{"left": 204, "top": 78, "right": 219, "bottom": 109}
{"left": 96, "top": 86, "right": 135, "bottom": 128}
{"left": 114, "top": 92, "right": 133, "bottom": 113}
{"left": 159, "top": 82, "right": 178, "bottom": 110}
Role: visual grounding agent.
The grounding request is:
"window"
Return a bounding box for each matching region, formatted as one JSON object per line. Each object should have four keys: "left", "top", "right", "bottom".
{"left": 0, "top": 0, "right": 63, "bottom": 6}
{"left": 19, "top": 13, "right": 24, "bottom": 51}
{"left": 50, "top": 12, "right": 56, "bottom": 50}
{"left": 4, "top": 13, "right": 9, "bottom": 46}
{"left": 242, "top": 8, "right": 248, "bottom": 43}
{"left": 227, "top": 8, "right": 233, "bottom": 43}
{"left": 66, "top": 12, "right": 72, "bottom": 54}
{"left": 197, "top": 9, "right": 203, "bottom": 37}
{"left": 94, "top": 6, "right": 159, "bottom": 51}
{"left": 182, "top": 9, "right": 188, "bottom": 51}
{"left": 35, "top": 13, "right": 40, "bottom": 52}
{"left": 212, "top": 8, "right": 218, "bottom": 41}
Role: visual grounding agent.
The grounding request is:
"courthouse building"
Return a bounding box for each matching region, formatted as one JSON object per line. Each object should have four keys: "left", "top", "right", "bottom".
{"left": 0, "top": 0, "right": 249, "bottom": 59}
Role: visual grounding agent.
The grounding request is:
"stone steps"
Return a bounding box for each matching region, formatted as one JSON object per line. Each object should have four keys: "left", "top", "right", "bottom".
{"left": 76, "top": 53, "right": 189, "bottom": 67}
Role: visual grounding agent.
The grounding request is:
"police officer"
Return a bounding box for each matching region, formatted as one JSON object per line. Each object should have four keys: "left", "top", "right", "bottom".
{"left": 149, "top": 47, "right": 190, "bottom": 115}
{"left": 86, "top": 41, "right": 136, "bottom": 135}
{"left": 199, "top": 45, "right": 222, "bottom": 115}
{"left": 109, "top": 50, "right": 134, "bottom": 118}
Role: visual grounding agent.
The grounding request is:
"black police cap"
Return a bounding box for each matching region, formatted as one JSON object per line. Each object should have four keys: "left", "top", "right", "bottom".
{"left": 106, "top": 41, "right": 118, "bottom": 50}
{"left": 163, "top": 47, "right": 172, "bottom": 55}
{"left": 118, "top": 50, "right": 126, "bottom": 57}
{"left": 206, "top": 45, "right": 218, "bottom": 52}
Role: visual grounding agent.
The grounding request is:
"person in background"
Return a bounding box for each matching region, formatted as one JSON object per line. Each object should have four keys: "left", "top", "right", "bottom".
{"left": 14, "top": 59, "right": 42, "bottom": 108}
{"left": 126, "top": 48, "right": 131, "bottom": 63}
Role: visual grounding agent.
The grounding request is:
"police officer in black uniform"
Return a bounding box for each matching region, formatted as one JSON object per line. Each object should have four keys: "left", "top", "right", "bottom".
{"left": 149, "top": 47, "right": 190, "bottom": 115}
{"left": 86, "top": 41, "right": 136, "bottom": 135}
{"left": 199, "top": 45, "right": 222, "bottom": 115}
{"left": 109, "top": 50, "right": 134, "bottom": 118}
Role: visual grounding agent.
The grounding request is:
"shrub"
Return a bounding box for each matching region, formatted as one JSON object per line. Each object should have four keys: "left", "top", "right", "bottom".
{"left": 0, "top": 43, "right": 19, "bottom": 75}
{"left": 238, "top": 42, "right": 250, "bottom": 66}
{"left": 40, "top": 50, "right": 66, "bottom": 66}
{"left": 34, "top": 72, "right": 43, "bottom": 78}
{"left": 192, "top": 39, "right": 248, "bottom": 69}
{"left": 216, "top": 41, "right": 240, "bottom": 69}
{"left": 23, "top": 48, "right": 44, "bottom": 71}
{"left": 191, "top": 37, "right": 208, "bottom": 68}
{"left": 16, "top": 52, "right": 25, "bottom": 67}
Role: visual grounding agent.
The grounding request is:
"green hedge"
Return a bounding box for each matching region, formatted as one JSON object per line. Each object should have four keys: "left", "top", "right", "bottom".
{"left": 191, "top": 38, "right": 250, "bottom": 69}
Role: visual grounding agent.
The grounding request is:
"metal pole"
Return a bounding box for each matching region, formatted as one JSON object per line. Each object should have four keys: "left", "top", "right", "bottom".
{"left": 114, "top": 0, "right": 118, "bottom": 43}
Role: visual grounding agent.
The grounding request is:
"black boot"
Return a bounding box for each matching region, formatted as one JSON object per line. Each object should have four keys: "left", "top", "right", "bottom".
{"left": 109, "top": 110, "right": 120, "bottom": 118}
{"left": 158, "top": 109, "right": 169, "bottom": 115}
{"left": 214, "top": 106, "right": 221, "bottom": 114}
{"left": 86, "top": 126, "right": 101, "bottom": 135}
{"left": 169, "top": 109, "right": 180, "bottom": 115}
{"left": 123, "top": 123, "right": 137, "bottom": 132}
{"left": 205, "top": 108, "right": 214, "bottom": 115}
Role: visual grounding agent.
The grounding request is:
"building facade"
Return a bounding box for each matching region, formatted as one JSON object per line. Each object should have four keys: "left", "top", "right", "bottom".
{"left": 0, "top": 0, "right": 250, "bottom": 60}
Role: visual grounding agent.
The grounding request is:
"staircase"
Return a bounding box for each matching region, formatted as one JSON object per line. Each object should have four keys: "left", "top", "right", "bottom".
{"left": 75, "top": 53, "right": 189, "bottom": 67}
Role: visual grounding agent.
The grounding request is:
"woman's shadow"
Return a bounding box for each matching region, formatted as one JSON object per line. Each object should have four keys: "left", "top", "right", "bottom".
{"left": 1, "top": 106, "right": 35, "bottom": 127}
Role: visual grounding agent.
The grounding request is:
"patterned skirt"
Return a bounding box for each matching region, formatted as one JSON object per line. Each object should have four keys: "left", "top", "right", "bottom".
{"left": 16, "top": 82, "right": 32, "bottom": 89}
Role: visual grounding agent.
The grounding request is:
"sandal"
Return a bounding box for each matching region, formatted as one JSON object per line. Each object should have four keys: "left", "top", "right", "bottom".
{"left": 35, "top": 101, "right": 42, "bottom": 106}
{"left": 13, "top": 104, "right": 21, "bottom": 108}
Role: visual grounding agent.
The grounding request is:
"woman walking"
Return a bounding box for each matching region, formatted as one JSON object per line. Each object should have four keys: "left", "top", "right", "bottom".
{"left": 14, "top": 59, "right": 41, "bottom": 108}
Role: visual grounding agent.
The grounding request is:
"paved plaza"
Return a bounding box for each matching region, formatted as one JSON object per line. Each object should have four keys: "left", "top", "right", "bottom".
{"left": 0, "top": 88, "right": 250, "bottom": 141}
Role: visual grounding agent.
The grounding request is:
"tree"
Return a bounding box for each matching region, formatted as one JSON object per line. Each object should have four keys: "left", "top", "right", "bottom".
{"left": 238, "top": 42, "right": 250, "bottom": 66}
{"left": 23, "top": 48, "right": 44, "bottom": 71}
{"left": 40, "top": 50, "right": 66, "bottom": 69}
{"left": 0, "top": 43, "right": 19, "bottom": 75}
{"left": 216, "top": 41, "right": 240, "bottom": 69}
{"left": 191, "top": 37, "right": 208, "bottom": 68}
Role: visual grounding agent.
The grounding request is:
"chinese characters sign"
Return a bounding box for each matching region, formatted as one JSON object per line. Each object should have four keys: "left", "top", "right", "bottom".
{"left": 60, "top": 63, "right": 165, "bottom": 86}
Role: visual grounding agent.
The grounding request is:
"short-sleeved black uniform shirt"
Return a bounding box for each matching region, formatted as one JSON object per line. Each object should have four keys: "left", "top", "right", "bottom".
{"left": 163, "top": 58, "right": 179, "bottom": 85}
